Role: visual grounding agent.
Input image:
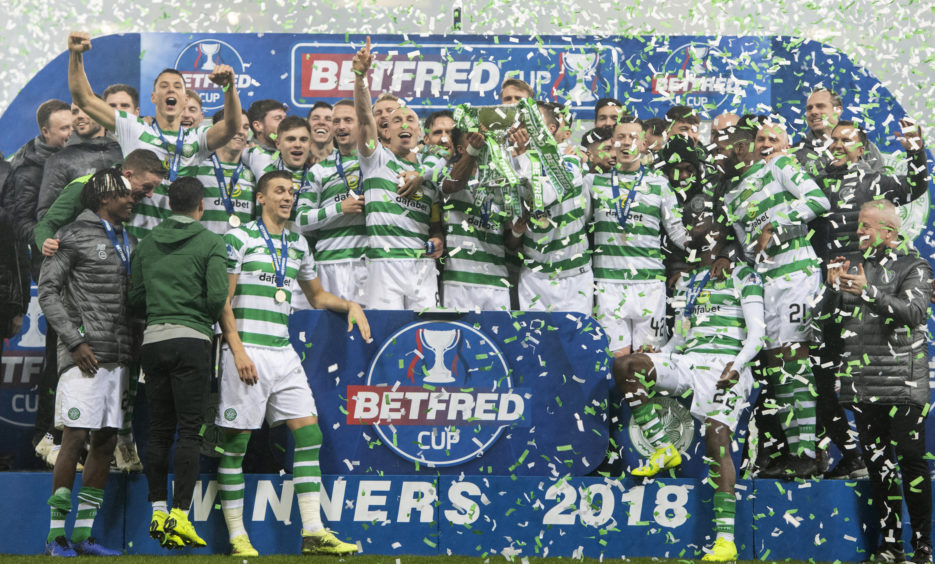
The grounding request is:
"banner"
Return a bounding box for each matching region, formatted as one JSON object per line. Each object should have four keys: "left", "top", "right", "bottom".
{"left": 0, "top": 472, "right": 904, "bottom": 560}
{"left": 291, "top": 310, "right": 611, "bottom": 476}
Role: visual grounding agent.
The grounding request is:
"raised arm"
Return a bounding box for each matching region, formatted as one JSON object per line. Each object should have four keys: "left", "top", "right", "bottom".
{"left": 205, "top": 64, "right": 241, "bottom": 151}
{"left": 353, "top": 37, "right": 378, "bottom": 158}
{"left": 67, "top": 32, "right": 116, "bottom": 132}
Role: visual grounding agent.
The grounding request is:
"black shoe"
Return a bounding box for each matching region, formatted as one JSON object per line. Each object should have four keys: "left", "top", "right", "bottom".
{"left": 862, "top": 544, "right": 907, "bottom": 563}
{"left": 756, "top": 454, "right": 793, "bottom": 479}
{"left": 788, "top": 454, "right": 820, "bottom": 479}
{"left": 824, "top": 453, "right": 868, "bottom": 479}
{"left": 911, "top": 545, "right": 932, "bottom": 564}
{"left": 758, "top": 455, "right": 819, "bottom": 480}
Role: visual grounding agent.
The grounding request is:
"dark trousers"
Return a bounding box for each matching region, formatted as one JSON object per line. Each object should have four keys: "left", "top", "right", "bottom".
{"left": 141, "top": 338, "right": 211, "bottom": 510}
{"left": 853, "top": 403, "right": 932, "bottom": 550}
{"left": 32, "top": 326, "right": 59, "bottom": 443}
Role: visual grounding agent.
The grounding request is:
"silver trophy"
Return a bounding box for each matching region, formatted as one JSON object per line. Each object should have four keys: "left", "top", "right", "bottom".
{"left": 420, "top": 329, "right": 461, "bottom": 384}
{"left": 199, "top": 42, "right": 221, "bottom": 71}
{"left": 563, "top": 52, "right": 599, "bottom": 103}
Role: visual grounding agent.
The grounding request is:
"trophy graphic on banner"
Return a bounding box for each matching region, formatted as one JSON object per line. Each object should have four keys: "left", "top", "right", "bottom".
{"left": 199, "top": 42, "right": 221, "bottom": 71}
{"left": 687, "top": 45, "right": 711, "bottom": 76}
{"left": 420, "top": 329, "right": 461, "bottom": 384}
{"left": 563, "top": 52, "right": 599, "bottom": 103}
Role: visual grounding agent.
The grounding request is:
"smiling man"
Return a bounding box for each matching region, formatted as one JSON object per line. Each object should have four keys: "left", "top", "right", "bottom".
{"left": 353, "top": 37, "right": 445, "bottom": 310}
{"left": 216, "top": 170, "right": 368, "bottom": 557}
{"left": 36, "top": 99, "right": 122, "bottom": 220}
{"left": 67, "top": 31, "right": 241, "bottom": 241}
{"left": 294, "top": 99, "right": 368, "bottom": 303}
{"left": 307, "top": 101, "right": 334, "bottom": 164}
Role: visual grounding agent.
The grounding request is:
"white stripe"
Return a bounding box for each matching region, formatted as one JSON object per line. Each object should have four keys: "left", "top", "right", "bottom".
{"left": 218, "top": 484, "right": 245, "bottom": 492}
{"left": 294, "top": 445, "right": 321, "bottom": 452}
{"left": 292, "top": 476, "right": 322, "bottom": 485}
{"left": 292, "top": 460, "right": 320, "bottom": 468}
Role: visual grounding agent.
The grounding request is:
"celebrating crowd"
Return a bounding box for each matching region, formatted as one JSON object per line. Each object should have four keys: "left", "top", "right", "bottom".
{"left": 0, "top": 32, "right": 931, "bottom": 562}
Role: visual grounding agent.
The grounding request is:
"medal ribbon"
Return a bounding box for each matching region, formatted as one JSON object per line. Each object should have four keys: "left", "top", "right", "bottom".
{"left": 256, "top": 216, "right": 288, "bottom": 290}
{"left": 153, "top": 122, "right": 186, "bottom": 181}
{"left": 683, "top": 271, "right": 712, "bottom": 319}
{"left": 610, "top": 166, "right": 643, "bottom": 231}
{"left": 100, "top": 216, "right": 131, "bottom": 276}
{"left": 333, "top": 149, "right": 361, "bottom": 196}
{"left": 210, "top": 154, "right": 243, "bottom": 217}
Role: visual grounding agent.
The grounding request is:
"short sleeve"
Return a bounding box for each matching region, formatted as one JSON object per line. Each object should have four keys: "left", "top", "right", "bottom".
{"left": 296, "top": 236, "right": 317, "bottom": 281}
{"left": 113, "top": 110, "right": 142, "bottom": 157}
{"left": 224, "top": 228, "right": 247, "bottom": 274}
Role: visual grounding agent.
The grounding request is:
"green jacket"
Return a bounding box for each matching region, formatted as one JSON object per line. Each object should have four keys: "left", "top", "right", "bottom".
{"left": 128, "top": 215, "right": 228, "bottom": 338}
{"left": 33, "top": 174, "right": 90, "bottom": 249}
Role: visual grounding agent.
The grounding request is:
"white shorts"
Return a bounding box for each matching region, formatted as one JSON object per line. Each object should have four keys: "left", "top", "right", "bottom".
{"left": 366, "top": 258, "right": 438, "bottom": 310}
{"left": 595, "top": 280, "right": 667, "bottom": 350}
{"left": 54, "top": 364, "right": 128, "bottom": 430}
{"left": 518, "top": 267, "right": 594, "bottom": 315}
{"left": 443, "top": 282, "right": 510, "bottom": 311}
{"left": 317, "top": 260, "right": 369, "bottom": 307}
{"left": 645, "top": 351, "right": 752, "bottom": 431}
{"left": 763, "top": 270, "right": 821, "bottom": 345}
{"left": 216, "top": 346, "right": 317, "bottom": 429}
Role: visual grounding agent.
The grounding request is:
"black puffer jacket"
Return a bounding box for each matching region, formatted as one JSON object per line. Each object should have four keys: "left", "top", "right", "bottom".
{"left": 0, "top": 205, "right": 30, "bottom": 336}
{"left": 1, "top": 136, "right": 61, "bottom": 279}
{"left": 38, "top": 209, "right": 138, "bottom": 374}
{"left": 812, "top": 150, "right": 928, "bottom": 265}
{"left": 820, "top": 247, "right": 932, "bottom": 407}
{"left": 37, "top": 136, "right": 122, "bottom": 220}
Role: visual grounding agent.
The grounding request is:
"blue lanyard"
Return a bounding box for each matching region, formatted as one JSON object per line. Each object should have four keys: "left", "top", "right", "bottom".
{"left": 333, "top": 149, "right": 362, "bottom": 195}
{"left": 610, "top": 166, "right": 643, "bottom": 231}
{"left": 479, "top": 196, "right": 493, "bottom": 228}
{"left": 256, "top": 217, "right": 288, "bottom": 288}
{"left": 99, "top": 216, "right": 130, "bottom": 276}
{"left": 278, "top": 158, "right": 310, "bottom": 210}
{"left": 210, "top": 154, "right": 244, "bottom": 216}
{"left": 153, "top": 122, "right": 186, "bottom": 181}
{"left": 683, "top": 271, "right": 712, "bottom": 318}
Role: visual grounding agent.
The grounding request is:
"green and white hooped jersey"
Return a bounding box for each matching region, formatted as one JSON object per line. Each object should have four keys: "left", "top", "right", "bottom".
{"left": 114, "top": 111, "right": 212, "bottom": 240}
{"left": 519, "top": 155, "right": 590, "bottom": 276}
{"left": 294, "top": 151, "right": 367, "bottom": 264}
{"left": 672, "top": 265, "right": 763, "bottom": 357}
{"left": 442, "top": 184, "right": 509, "bottom": 288}
{"left": 588, "top": 169, "right": 686, "bottom": 283}
{"left": 359, "top": 145, "right": 441, "bottom": 260}
{"left": 241, "top": 145, "right": 277, "bottom": 180}
{"left": 224, "top": 221, "right": 317, "bottom": 349}
{"left": 723, "top": 155, "right": 829, "bottom": 280}
{"left": 193, "top": 156, "right": 256, "bottom": 236}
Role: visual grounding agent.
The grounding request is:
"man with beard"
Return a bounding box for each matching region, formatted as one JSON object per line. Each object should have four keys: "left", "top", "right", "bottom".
{"left": 246, "top": 99, "right": 287, "bottom": 155}
{"left": 424, "top": 110, "right": 456, "bottom": 156}
{"left": 294, "top": 100, "right": 368, "bottom": 303}
{"left": 37, "top": 99, "right": 122, "bottom": 219}
{"left": 307, "top": 101, "right": 334, "bottom": 164}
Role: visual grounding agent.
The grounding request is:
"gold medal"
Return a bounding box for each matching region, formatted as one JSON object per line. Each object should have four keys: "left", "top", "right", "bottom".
{"left": 274, "top": 289, "right": 287, "bottom": 303}
{"left": 228, "top": 215, "right": 241, "bottom": 228}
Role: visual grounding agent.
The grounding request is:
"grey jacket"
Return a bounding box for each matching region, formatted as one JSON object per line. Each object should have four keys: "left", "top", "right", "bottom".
{"left": 36, "top": 135, "right": 122, "bottom": 220}
{"left": 819, "top": 246, "right": 932, "bottom": 407}
{"left": 38, "top": 209, "right": 138, "bottom": 374}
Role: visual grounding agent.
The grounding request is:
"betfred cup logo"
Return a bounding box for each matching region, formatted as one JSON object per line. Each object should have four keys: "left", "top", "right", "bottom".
{"left": 347, "top": 321, "right": 527, "bottom": 467}
{"left": 198, "top": 42, "right": 221, "bottom": 71}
